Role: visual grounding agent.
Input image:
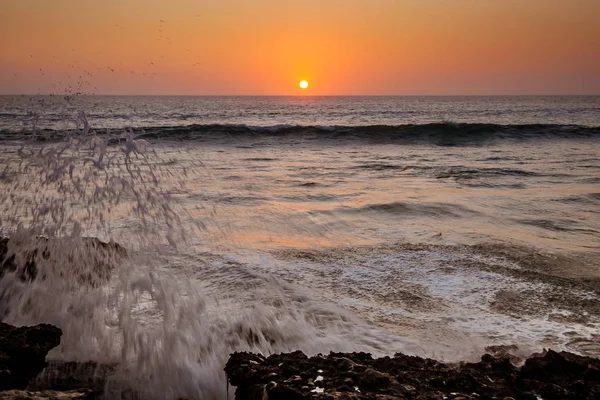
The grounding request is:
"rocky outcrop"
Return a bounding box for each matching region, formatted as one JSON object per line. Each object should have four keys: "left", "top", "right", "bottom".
{"left": 0, "top": 323, "right": 105, "bottom": 398}
{"left": 0, "top": 322, "right": 62, "bottom": 390}
{"left": 225, "top": 349, "right": 600, "bottom": 399}
{"left": 0, "top": 236, "right": 125, "bottom": 286}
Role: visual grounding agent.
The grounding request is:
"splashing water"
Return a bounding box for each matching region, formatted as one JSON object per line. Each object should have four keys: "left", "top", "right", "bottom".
{"left": 0, "top": 104, "right": 225, "bottom": 397}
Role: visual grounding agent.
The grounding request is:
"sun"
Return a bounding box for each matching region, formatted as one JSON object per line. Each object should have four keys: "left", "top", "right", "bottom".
{"left": 299, "top": 80, "right": 309, "bottom": 89}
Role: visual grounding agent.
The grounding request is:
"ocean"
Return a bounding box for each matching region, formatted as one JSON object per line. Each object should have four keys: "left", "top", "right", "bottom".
{"left": 0, "top": 95, "right": 599, "bottom": 399}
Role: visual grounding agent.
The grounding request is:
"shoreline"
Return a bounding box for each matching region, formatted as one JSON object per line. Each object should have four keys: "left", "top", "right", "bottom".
{"left": 2, "top": 320, "right": 600, "bottom": 399}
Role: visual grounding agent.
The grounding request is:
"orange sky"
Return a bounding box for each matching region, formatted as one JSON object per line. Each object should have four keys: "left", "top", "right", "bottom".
{"left": 1, "top": 0, "right": 599, "bottom": 95}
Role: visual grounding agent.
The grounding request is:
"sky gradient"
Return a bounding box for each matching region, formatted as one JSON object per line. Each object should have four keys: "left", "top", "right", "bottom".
{"left": 1, "top": 0, "right": 599, "bottom": 95}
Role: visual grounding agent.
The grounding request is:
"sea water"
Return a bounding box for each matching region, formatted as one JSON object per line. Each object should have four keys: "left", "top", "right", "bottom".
{"left": 0, "top": 95, "right": 599, "bottom": 399}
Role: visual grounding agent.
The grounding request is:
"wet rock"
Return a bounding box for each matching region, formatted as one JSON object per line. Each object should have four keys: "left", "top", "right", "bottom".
{"left": 0, "top": 322, "right": 62, "bottom": 390}
{"left": 484, "top": 344, "right": 523, "bottom": 364}
{"left": 517, "top": 349, "right": 600, "bottom": 399}
{"left": 225, "top": 348, "right": 600, "bottom": 399}
{"left": 0, "top": 389, "right": 95, "bottom": 399}
{"left": 0, "top": 236, "right": 126, "bottom": 286}
{"left": 28, "top": 361, "right": 116, "bottom": 394}
{"left": 357, "top": 368, "right": 391, "bottom": 390}
{"left": 225, "top": 352, "right": 267, "bottom": 388}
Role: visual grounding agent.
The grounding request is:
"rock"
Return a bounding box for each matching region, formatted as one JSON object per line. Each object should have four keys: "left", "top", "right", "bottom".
{"left": 224, "top": 348, "right": 600, "bottom": 399}
{"left": 0, "top": 236, "right": 125, "bottom": 286}
{"left": 356, "top": 368, "right": 391, "bottom": 390}
{"left": 484, "top": 344, "right": 523, "bottom": 364}
{"left": 28, "top": 361, "right": 116, "bottom": 393}
{"left": 0, "top": 322, "right": 62, "bottom": 390}
{"left": 225, "top": 352, "right": 267, "bottom": 388}
{"left": 517, "top": 349, "right": 600, "bottom": 399}
{"left": 0, "top": 389, "right": 95, "bottom": 399}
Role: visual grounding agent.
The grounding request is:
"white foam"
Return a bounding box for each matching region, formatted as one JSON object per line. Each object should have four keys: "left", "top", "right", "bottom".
{"left": 259, "top": 247, "right": 600, "bottom": 360}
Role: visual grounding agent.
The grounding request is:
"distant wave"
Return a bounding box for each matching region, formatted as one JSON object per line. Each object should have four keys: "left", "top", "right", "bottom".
{"left": 517, "top": 218, "right": 600, "bottom": 234}
{"left": 330, "top": 201, "right": 480, "bottom": 219}
{"left": 1, "top": 123, "right": 599, "bottom": 145}
{"left": 434, "top": 166, "right": 542, "bottom": 179}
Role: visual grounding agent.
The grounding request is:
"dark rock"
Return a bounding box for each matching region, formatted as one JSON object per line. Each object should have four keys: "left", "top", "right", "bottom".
{"left": 517, "top": 349, "right": 600, "bottom": 399}
{"left": 0, "top": 236, "right": 126, "bottom": 286}
{"left": 356, "top": 368, "right": 391, "bottom": 390}
{"left": 224, "top": 348, "right": 600, "bottom": 400}
{"left": 225, "top": 352, "right": 267, "bottom": 389}
{"left": 0, "top": 322, "right": 62, "bottom": 390}
{"left": 268, "top": 385, "right": 308, "bottom": 400}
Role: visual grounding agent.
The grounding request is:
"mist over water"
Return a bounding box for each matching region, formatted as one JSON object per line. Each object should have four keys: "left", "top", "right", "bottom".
{"left": 0, "top": 95, "right": 599, "bottom": 399}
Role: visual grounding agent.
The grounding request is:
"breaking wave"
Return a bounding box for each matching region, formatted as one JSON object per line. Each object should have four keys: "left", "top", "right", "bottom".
{"left": 1, "top": 123, "right": 599, "bottom": 146}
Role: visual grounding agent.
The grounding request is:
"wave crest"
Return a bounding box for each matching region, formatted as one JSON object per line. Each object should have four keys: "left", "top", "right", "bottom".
{"left": 2, "top": 123, "right": 598, "bottom": 145}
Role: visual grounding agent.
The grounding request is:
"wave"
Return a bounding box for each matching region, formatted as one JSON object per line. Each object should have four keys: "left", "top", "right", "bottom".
{"left": 553, "top": 193, "right": 600, "bottom": 206}
{"left": 435, "top": 167, "right": 541, "bottom": 179}
{"left": 242, "top": 157, "right": 280, "bottom": 162}
{"left": 331, "top": 201, "right": 480, "bottom": 218}
{"left": 352, "top": 164, "right": 552, "bottom": 183}
{"left": 1, "top": 123, "right": 599, "bottom": 145}
{"left": 517, "top": 218, "right": 600, "bottom": 234}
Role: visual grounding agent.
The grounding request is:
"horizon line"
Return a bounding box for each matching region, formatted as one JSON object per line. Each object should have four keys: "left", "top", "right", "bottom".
{"left": 1, "top": 93, "right": 599, "bottom": 97}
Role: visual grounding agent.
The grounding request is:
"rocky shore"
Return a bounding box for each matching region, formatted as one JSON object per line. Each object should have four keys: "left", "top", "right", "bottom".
{"left": 224, "top": 349, "right": 600, "bottom": 400}
{"left": 1, "top": 319, "right": 600, "bottom": 399}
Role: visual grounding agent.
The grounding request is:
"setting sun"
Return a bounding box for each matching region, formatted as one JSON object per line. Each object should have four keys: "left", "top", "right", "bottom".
{"left": 299, "top": 80, "right": 309, "bottom": 89}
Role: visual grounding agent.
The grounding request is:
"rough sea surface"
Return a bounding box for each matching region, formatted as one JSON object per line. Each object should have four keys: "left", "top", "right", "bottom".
{"left": 0, "top": 95, "right": 599, "bottom": 399}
